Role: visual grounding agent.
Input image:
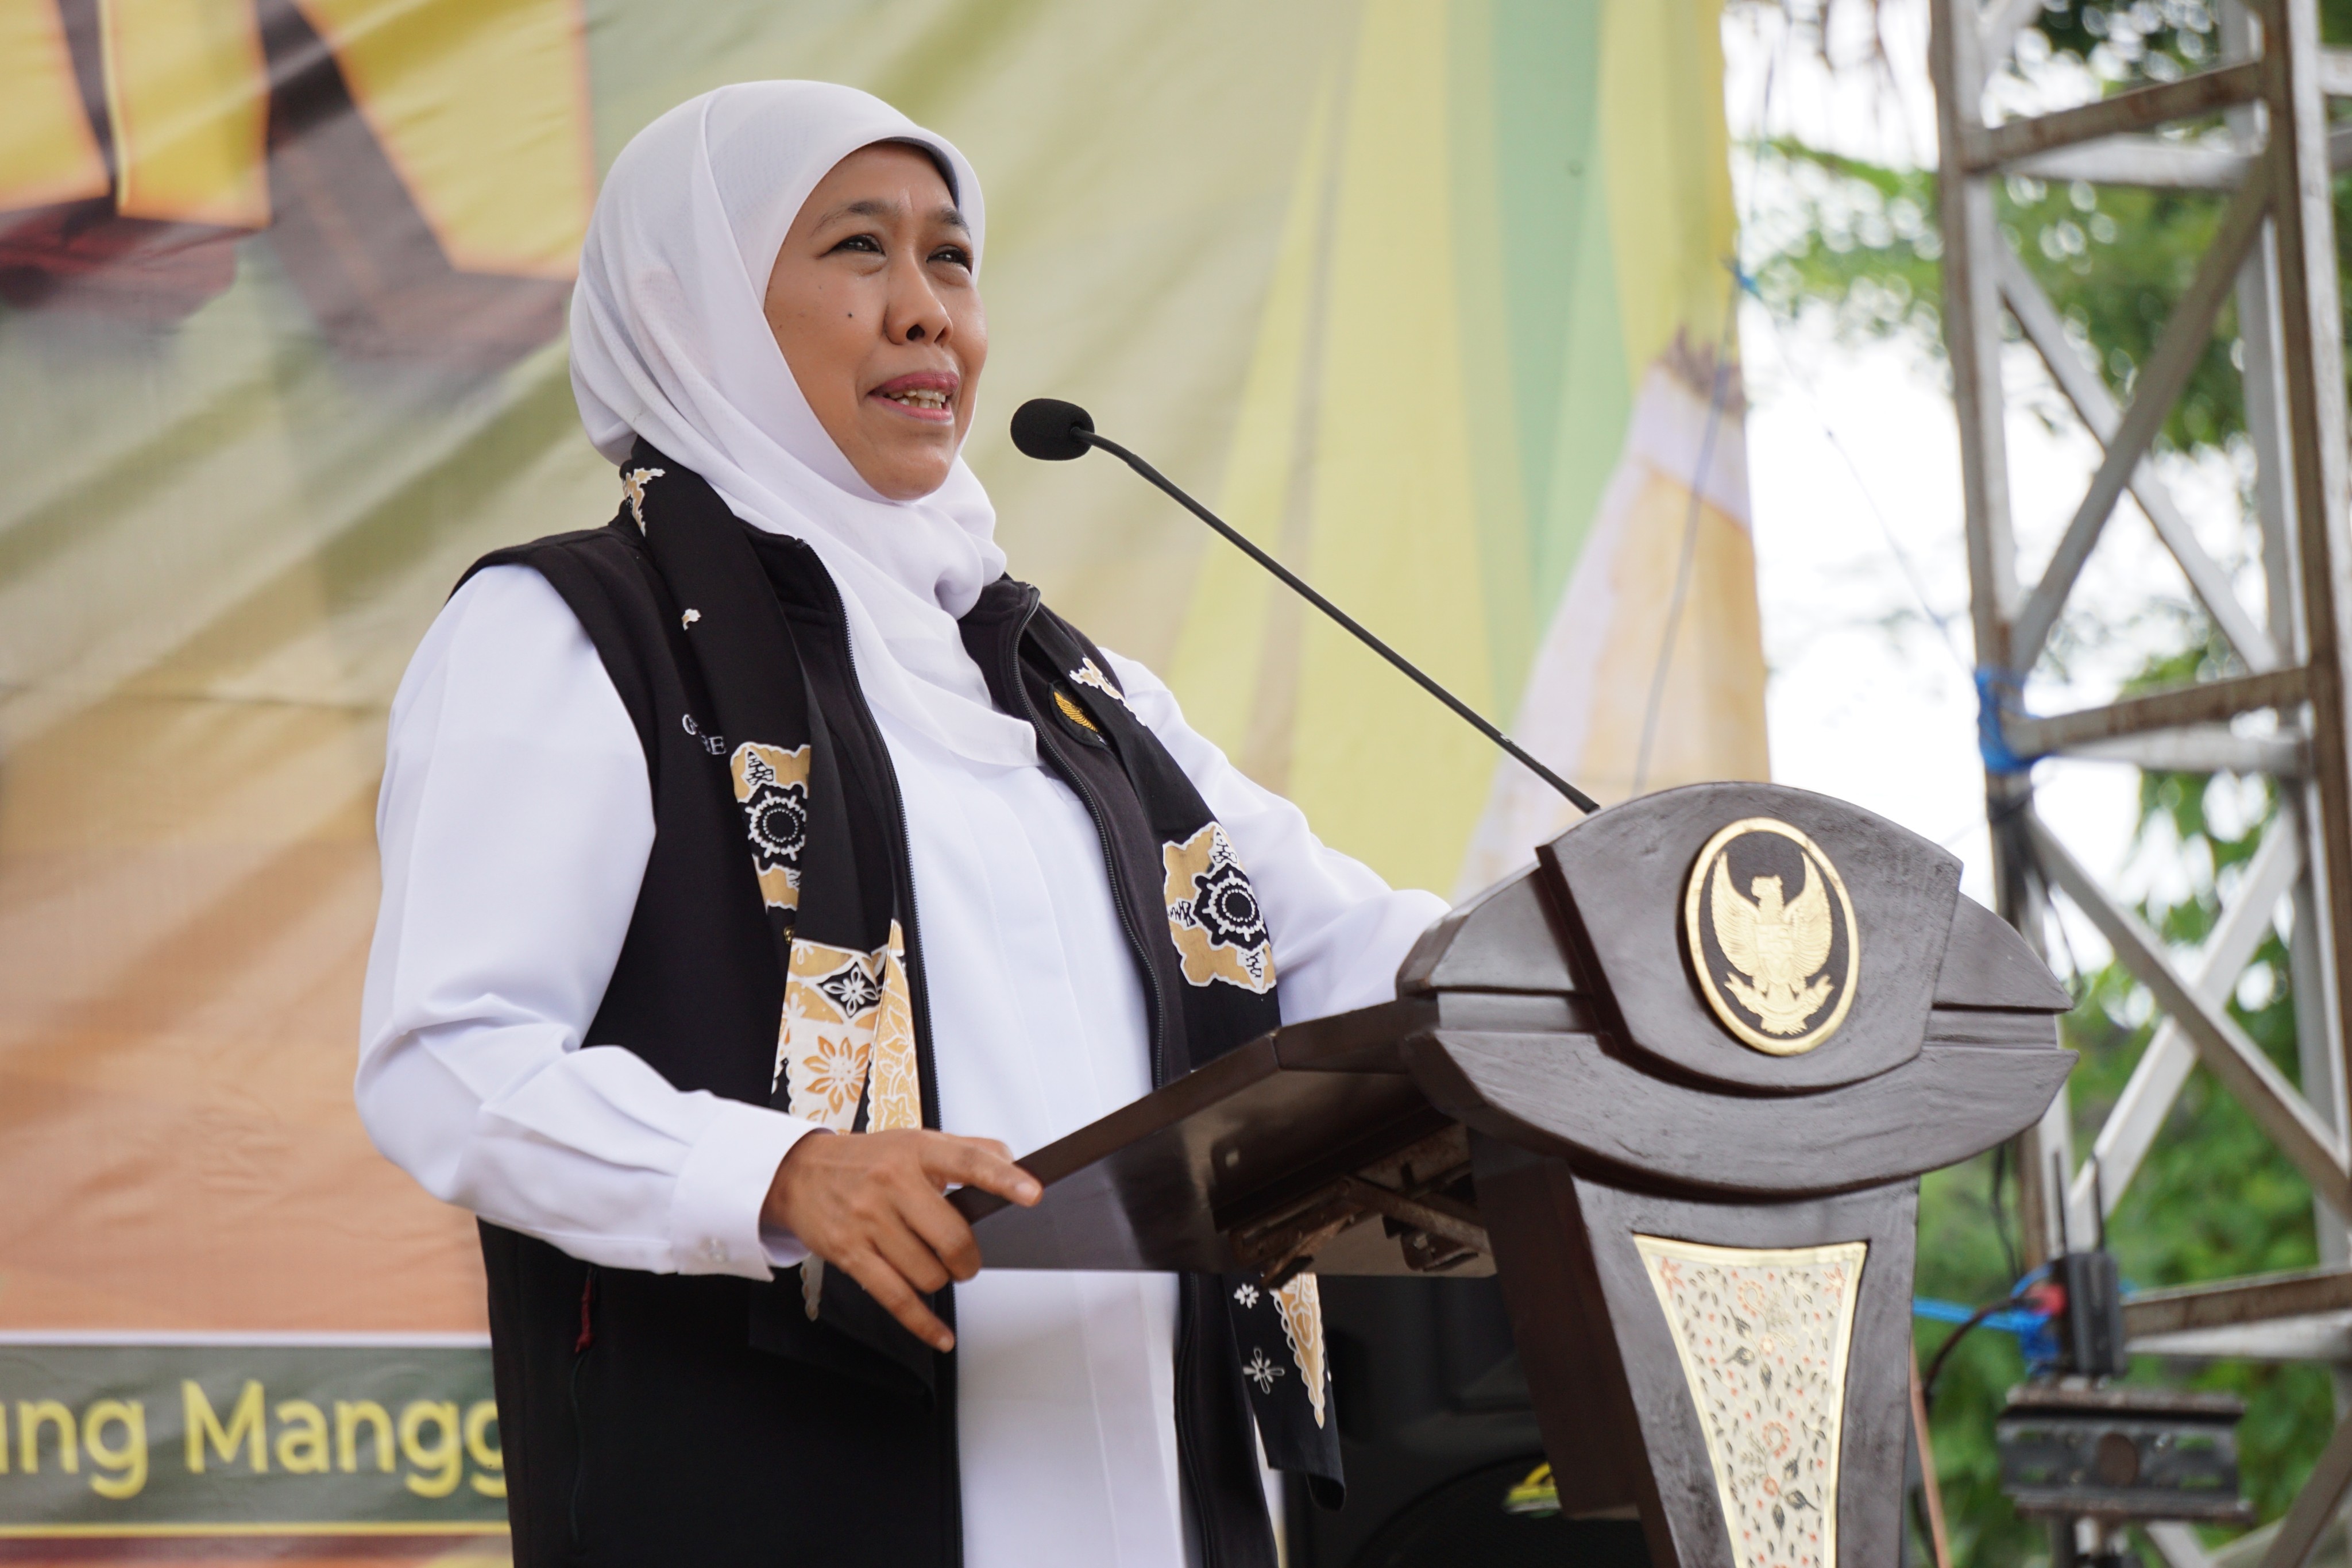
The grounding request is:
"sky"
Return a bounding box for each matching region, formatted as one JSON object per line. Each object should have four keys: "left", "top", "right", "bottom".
{"left": 1723, "top": 0, "right": 2278, "bottom": 972}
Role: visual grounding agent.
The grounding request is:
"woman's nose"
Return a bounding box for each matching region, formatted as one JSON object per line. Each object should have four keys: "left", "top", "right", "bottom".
{"left": 893, "top": 303, "right": 948, "bottom": 345}
{"left": 889, "top": 261, "right": 951, "bottom": 345}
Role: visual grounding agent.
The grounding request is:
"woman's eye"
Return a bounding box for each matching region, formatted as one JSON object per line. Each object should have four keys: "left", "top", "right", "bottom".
{"left": 831, "top": 234, "right": 883, "bottom": 256}
{"left": 931, "top": 246, "right": 972, "bottom": 269}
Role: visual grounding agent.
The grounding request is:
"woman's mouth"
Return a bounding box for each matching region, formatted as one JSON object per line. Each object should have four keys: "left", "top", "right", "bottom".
{"left": 870, "top": 373, "right": 957, "bottom": 424}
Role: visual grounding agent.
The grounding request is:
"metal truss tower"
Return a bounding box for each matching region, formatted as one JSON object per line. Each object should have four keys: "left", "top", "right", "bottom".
{"left": 1930, "top": 0, "right": 2352, "bottom": 1561}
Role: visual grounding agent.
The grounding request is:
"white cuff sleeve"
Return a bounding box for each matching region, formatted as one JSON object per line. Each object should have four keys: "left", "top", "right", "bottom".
{"left": 667, "top": 1099, "right": 824, "bottom": 1279}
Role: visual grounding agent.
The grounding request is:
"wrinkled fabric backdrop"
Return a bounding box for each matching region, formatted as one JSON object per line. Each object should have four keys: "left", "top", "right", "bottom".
{"left": 0, "top": 0, "right": 1763, "bottom": 1554}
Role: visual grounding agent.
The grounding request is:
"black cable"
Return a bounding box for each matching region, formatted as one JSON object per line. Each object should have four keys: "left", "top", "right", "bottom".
{"left": 1909, "top": 1486, "right": 1939, "bottom": 1568}
{"left": 1991, "top": 1141, "right": 2021, "bottom": 1285}
{"left": 1922, "top": 1289, "right": 2030, "bottom": 1413}
{"left": 2037, "top": 863, "right": 2091, "bottom": 1007}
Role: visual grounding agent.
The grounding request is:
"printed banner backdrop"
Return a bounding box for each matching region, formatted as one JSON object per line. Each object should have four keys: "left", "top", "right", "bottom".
{"left": 0, "top": 0, "right": 1763, "bottom": 1555}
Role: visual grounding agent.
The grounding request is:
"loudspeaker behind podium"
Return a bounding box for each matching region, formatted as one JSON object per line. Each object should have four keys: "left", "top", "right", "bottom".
{"left": 1285, "top": 1276, "right": 1651, "bottom": 1568}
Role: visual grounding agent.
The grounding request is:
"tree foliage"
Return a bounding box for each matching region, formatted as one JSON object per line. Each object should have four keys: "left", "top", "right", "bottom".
{"left": 1747, "top": 0, "right": 2352, "bottom": 456}
{"left": 1737, "top": 1, "right": 2352, "bottom": 1557}
{"left": 1749, "top": 145, "right": 2253, "bottom": 451}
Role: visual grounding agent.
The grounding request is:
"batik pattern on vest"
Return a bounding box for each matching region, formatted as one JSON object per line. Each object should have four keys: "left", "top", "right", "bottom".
{"left": 777, "top": 923, "right": 920, "bottom": 1134}
{"left": 1229, "top": 1274, "right": 1330, "bottom": 1430}
{"left": 1163, "top": 823, "right": 1276, "bottom": 994}
{"left": 622, "top": 462, "right": 926, "bottom": 1158}
{"left": 732, "top": 741, "right": 809, "bottom": 914}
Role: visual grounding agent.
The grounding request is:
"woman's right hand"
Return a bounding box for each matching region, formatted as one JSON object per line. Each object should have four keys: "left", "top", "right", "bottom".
{"left": 762, "top": 1129, "right": 1041, "bottom": 1352}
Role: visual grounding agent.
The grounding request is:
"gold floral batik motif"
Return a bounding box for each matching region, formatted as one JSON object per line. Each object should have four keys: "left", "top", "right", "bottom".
{"left": 777, "top": 925, "right": 918, "bottom": 1326}
{"left": 1633, "top": 1235, "right": 1867, "bottom": 1568}
{"left": 866, "top": 922, "right": 920, "bottom": 1131}
{"left": 1161, "top": 824, "right": 1276, "bottom": 994}
{"left": 776, "top": 929, "right": 917, "bottom": 1127}
{"left": 731, "top": 743, "right": 810, "bottom": 914}
{"left": 1272, "top": 1273, "right": 1328, "bottom": 1429}
{"left": 777, "top": 940, "right": 884, "bottom": 1126}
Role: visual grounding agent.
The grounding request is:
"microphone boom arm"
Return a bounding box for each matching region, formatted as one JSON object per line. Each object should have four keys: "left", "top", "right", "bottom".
{"left": 1077, "top": 429, "right": 1599, "bottom": 816}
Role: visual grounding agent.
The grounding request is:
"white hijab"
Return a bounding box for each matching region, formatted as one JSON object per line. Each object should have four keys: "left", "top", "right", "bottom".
{"left": 570, "top": 81, "right": 1038, "bottom": 768}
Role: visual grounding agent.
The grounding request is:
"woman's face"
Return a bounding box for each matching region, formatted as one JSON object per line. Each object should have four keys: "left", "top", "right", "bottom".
{"left": 765, "top": 143, "right": 987, "bottom": 501}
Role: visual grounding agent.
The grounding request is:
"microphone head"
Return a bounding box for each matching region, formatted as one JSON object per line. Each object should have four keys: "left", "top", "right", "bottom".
{"left": 1010, "top": 398, "right": 1095, "bottom": 462}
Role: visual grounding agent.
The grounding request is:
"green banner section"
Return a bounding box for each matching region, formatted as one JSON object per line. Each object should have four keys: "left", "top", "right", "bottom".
{"left": 0, "top": 1342, "right": 503, "bottom": 1537}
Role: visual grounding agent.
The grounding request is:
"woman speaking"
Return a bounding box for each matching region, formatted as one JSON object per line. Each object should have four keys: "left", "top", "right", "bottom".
{"left": 357, "top": 81, "right": 1444, "bottom": 1567}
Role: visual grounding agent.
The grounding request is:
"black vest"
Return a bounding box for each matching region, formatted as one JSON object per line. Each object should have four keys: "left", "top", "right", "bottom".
{"left": 464, "top": 464, "right": 1337, "bottom": 1568}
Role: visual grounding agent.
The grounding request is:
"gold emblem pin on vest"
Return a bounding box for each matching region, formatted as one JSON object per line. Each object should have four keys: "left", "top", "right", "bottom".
{"left": 1049, "top": 683, "right": 1110, "bottom": 748}
{"left": 1682, "top": 817, "right": 1860, "bottom": 1055}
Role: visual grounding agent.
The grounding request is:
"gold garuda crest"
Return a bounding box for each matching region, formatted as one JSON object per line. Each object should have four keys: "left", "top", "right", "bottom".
{"left": 1681, "top": 817, "right": 1860, "bottom": 1056}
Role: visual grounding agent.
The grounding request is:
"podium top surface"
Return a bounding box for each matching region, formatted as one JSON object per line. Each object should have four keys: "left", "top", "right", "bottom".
{"left": 956, "top": 782, "right": 2073, "bottom": 1276}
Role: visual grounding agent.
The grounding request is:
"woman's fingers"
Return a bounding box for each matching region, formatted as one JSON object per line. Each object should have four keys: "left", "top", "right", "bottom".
{"left": 870, "top": 1202, "right": 956, "bottom": 1295}
{"left": 836, "top": 1244, "right": 955, "bottom": 1351}
{"left": 761, "top": 1127, "right": 1048, "bottom": 1351}
{"left": 901, "top": 1184, "right": 986, "bottom": 1282}
{"left": 919, "top": 1133, "right": 1041, "bottom": 1207}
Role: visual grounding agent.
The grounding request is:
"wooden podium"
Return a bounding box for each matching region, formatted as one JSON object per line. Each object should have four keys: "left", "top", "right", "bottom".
{"left": 953, "top": 782, "right": 2073, "bottom": 1567}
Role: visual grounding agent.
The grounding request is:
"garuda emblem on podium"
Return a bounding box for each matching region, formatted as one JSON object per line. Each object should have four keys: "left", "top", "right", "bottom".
{"left": 1682, "top": 817, "right": 1860, "bottom": 1056}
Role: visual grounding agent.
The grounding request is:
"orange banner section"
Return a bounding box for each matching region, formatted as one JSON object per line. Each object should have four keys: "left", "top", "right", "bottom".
{"left": 0, "top": 694, "right": 485, "bottom": 1336}
{"left": 293, "top": 0, "right": 592, "bottom": 279}
{"left": 0, "top": 0, "right": 108, "bottom": 215}
{"left": 0, "top": 0, "right": 110, "bottom": 211}
{"left": 98, "top": 0, "right": 271, "bottom": 227}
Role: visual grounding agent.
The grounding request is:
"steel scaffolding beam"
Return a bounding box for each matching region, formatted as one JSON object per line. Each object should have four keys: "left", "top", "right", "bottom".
{"left": 1928, "top": 0, "right": 2352, "bottom": 1561}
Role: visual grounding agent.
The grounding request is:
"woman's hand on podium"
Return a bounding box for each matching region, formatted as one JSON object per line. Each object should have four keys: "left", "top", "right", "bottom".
{"left": 763, "top": 1129, "right": 1041, "bottom": 1352}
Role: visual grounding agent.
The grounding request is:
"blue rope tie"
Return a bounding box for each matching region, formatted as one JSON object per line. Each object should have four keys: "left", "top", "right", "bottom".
{"left": 1975, "top": 666, "right": 2041, "bottom": 776}
{"left": 1914, "top": 1296, "right": 2047, "bottom": 1335}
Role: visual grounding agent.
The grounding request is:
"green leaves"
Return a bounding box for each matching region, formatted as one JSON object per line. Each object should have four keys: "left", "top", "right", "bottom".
{"left": 1748, "top": 141, "right": 2260, "bottom": 455}
{"left": 1744, "top": 0, "right": 2352, "bottom": 464}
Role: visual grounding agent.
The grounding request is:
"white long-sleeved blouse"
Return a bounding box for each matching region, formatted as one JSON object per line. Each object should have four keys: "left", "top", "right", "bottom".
{"left": 357, "top": 562, "right": 1447, "bottom": 1567}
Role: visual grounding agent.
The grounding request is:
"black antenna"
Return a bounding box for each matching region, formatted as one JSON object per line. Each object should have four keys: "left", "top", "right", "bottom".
{"left": 2091, "top": 1152, "right": 2106, "bottom": 1254}
{"left": 2052, "top": 1152, "right": 2071, "bottom": 1254}
{"left": 1010, "top": 398, "right": 1600, "bottom": 816}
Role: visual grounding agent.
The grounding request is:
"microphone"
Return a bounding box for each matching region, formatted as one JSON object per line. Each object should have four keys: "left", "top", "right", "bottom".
{"left": 1010, "top": 398, "right": 1598, "bottom": 814}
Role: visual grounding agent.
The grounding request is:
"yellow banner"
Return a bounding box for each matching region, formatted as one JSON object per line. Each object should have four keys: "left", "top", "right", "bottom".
{"left": 0, "top": 0, "right": 1762, "bottom": 1548}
